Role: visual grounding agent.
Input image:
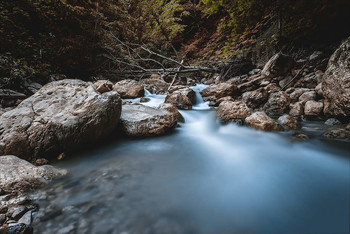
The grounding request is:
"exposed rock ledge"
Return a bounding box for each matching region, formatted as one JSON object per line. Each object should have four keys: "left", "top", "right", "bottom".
{"left": 0, "top": 155, "right": 67, "bottom": 195}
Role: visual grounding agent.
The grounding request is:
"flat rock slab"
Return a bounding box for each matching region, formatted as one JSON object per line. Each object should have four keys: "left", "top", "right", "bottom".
{"left": 0, "top": 155, "right": 67, "bottom": 194}
{"left": 0, "top": 79, "right": 122, "bottom": 161}
{"left": 120, "top": 104, "right": 177, "bottom": 137}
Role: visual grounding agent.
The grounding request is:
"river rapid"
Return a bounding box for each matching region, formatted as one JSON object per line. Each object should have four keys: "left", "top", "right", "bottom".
{"left": 32, "top": 85, "right": 350, "bottom": 234}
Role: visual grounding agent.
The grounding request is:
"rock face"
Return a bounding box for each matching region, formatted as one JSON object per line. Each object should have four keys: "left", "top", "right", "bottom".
{"left": 113, "top": 79, "right": 144, "bottom": 98}
{"left": 92, "top": 80, "right": 113, "bottom": 93}
{"left": 277, "top": 114, "right": 301, "bottom": 130}
{"left": 304, "top": 100, "right": 323, "bottom": 116}
{"left": 201, "top": 83, "right": 238, "bottom": 106}
{"left": 164, "top": 88, "right": 195, "bottom": 110}
{"left": 0, "top": 80, "right": 122, "bottom": 161}
{"left": 322, "top": 36, "right": 350, "bottom": 118}
{"left": 0, "top": 155, "right": 67, "bottom": 194}
{"left": 262, "top": 53, "right": 294, "bottom": 77}
{"left": 245, "top": 111, "right": 282, "bottom": 132}
{"left": 263, "top": 91, "right": 290, "bottom": 116}
{"left": 216, "top": 101, "right": 252, "bottom": 124}
{"left": 120, "top": 104, "right": 177, "bottom": 137}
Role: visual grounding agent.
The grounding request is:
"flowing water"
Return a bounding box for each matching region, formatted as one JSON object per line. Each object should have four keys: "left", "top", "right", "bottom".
{"left": 32, "top": 85, "right": 350, "bottom": 234}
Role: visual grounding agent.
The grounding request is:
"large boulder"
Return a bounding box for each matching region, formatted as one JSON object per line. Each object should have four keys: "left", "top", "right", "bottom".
{"left": 322, "top": 36, "right": 350, "bottom": 118}
{"left": 113, "top": 79, "right": 144, "bottom": 98}
{"left": 245, "top": 111, "right": 282, "bottom": 132}
{"left": 263, "top": 91, "right": 290, "bottom": 116}
{"left": 0, "top": 80, "right": 122, "bottom": 161}
{"left": 262, "top": 53, "right": 294, "bottom": 78}
{"left": 120, "top": 104, "right": 177, "bottom": 137}
{"left": 0, "top": 155, "right": 67, "bottom": 194}
{"left": 304, "top": 100, "right": 324, "bottom": 116}
{"left": 141, "top": 77, "right": 169, "bottom": 94}
{"left": 164, "top": 88, "right": 195, "bottom": 110}
{"left": 201, "top": 83, "right": 238, "bottom": 106}
{"left": 216, "top": 101, "right": 252, "bottom": 124}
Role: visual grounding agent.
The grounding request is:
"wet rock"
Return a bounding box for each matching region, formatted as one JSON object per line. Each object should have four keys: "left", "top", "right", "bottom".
{"left": 164, "top": 88, "right": 195, "bottom": 110}
{"left": 18, "top": 210, "right": 32, "bottom": 225}
{"left": 0, "top": 155, "right": 67, "bottom": 194}
{"left": 11, "top": 207, "right": 27, "bottom": 220}
{"left": 289, "top": 102, "right": 304, "bottom": 117}
{"left": 201, "top": 83, "right": 238, "bottom": 106}
{"left": 0, "top": 80, "right": 122, "bottom": 161}
{"left": 299, "top": 91, "right": 316, "bottom": 103}
{"left": 325, "top": 118, "right": 342, "bottom": 125}
{"left": 262, "top": 53, "right": 294, "bottom": 77}
{"left": 309, "top": 51, "right": 324, "bottom": 63}
{"left": 6, "top": 223, "right": 33, "bottom": 234}
{"left": 298, "top": 73, "right": 318, "bottom": 89}
{"left": 245, "top": 111, "right": 282, "bottom": 132}
{"left": 216, "top": 101, "right": 252, "bottom": 124}
{"left": 113, "top": 79, "right": 144, "bottom": 98}
{"left": 304, "top": 100, "right": 324, "bottom": 116}
{"left": 346, "top": 124, "right": 350, "bottom": 130}
{"left": 141, "top": 78, "right": 169, "bottom": 94}
{"left": 158, "top": 103, "right": 184, "bottom": 123}
{"left": 140, "top": 97, "right": 151, "bottom": 103}
{"left": 92, "top": 80, "right": 113, "bottom": 93}
{"left": 277, "top": 114, "right": 301, "bottom": 130}
{"left": 293, "top": 134, "right": 310, "bottom": 140}
{"left": 322, "top": 36, "right": 350, "bottom": 118}
{"left": 120, "top": 104, "right": 177, "bottom": 137}
{"left": 323, "top": 129, "right": 350, "bottom": 139}
{"left": 263, "top": 91, "right": 290, "bottom": 116}
{"left": 242, "top": 87, "right": 268, "bottom": 109}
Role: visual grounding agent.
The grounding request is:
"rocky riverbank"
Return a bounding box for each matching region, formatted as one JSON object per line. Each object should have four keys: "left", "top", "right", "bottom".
{"left": 0, "top": 36, "right": 350, "bottom": 233}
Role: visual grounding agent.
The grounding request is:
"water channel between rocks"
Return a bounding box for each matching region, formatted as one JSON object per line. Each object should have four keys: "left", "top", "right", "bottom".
{"left": 32, "top": 84, "right": 350, "bottom": 234}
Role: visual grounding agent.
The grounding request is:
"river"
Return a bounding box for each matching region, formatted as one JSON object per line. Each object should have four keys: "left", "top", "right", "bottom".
{"left": 32, "top": 85, "right": 350, "bottom": 234}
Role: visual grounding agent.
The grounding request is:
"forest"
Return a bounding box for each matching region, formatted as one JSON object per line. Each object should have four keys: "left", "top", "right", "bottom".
{"left": 1, "top": 1, "right": 350, "bottom": 234}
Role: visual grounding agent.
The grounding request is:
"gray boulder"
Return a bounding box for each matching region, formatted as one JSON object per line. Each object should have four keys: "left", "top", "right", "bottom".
{"left": 0, "top": 155, "right": 67, "bottom": 194}
{"left": 120, "top": 104, "right": 177, "bottom": 137}
{"left": 0, "top": 80, "right": 122, "bottom": 161}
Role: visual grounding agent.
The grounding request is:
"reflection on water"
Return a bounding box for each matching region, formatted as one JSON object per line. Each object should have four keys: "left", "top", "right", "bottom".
{"left": 32, "top": 86, "right": 350, "bottom": 234}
